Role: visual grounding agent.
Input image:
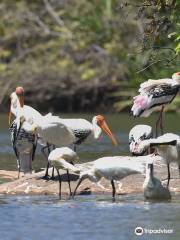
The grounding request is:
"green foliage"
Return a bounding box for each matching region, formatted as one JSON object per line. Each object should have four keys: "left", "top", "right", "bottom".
{"left": 0, "top": 0, "right": 179, "bottom": 112}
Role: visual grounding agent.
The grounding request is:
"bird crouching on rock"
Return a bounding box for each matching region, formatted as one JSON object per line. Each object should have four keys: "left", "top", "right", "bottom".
{"left": 143, "top": 163, "right": 171, "bottom": 200}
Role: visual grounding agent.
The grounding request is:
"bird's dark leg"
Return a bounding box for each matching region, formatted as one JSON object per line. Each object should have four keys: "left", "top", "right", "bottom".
{"left": 41, "top": 143, "right": 51, "bottom": 180}
{"left": 159, "top": 106, "right": 164, "bottom": 135}
{"left": 72, "top": 177, "right": 84, "bottom": 199}
{"left": 167, "top": 163, "right": 170, "bottom": 187}
{"left": 66, "top": 170, "right": 72, "bottom": 197}
{"left": 73, "top": 144, "right": 77, "bottom": 152}
{"left": 50, "top": 145, "right": 56, "bottom": 180}
{"left": 56, "top": 169, "right": 62, "bottom": 199}
{"left": 179, "top": 165, "right": 180, "bottom": 179}
{"left": 51, "top": 167, "right": 55, "bottom": 180}
{"left": 155, "top": 113, "right": 161, "bottom": 137}
{"left": 12, "top": 125, "right": 21, "bottom": 178}
{"left": 111, "top": 179, "right": 116, "bottom": 201}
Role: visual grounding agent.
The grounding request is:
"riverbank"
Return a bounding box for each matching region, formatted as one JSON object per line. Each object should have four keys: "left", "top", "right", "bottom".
{"left": 0, "top": 163, "right": 180, "bottom": 196}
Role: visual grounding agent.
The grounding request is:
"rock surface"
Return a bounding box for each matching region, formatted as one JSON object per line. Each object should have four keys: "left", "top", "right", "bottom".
{"left": 0, "top": 163, "right": 180, "bottom": 196}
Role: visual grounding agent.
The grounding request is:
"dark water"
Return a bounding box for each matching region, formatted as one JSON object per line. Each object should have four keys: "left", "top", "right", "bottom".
{"left": 0, "top": 113, "right": 180, "bottom": 240}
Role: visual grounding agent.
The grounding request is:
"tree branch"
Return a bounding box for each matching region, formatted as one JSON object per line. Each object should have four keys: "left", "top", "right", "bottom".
{"left": 136, "top": 55, "right": 178, "bottom": 73}
{"left": 43, "top": 0, "right": 64, "bottom": 26}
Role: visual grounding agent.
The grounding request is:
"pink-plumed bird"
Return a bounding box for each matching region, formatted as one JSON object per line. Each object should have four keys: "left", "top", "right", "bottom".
{"left": 131, "top": 72, "right": 180, "bottom": 136}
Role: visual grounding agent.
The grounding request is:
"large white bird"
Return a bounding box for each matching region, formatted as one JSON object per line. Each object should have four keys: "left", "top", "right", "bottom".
{"left": 9, "top": 88, "right": 59, "bottom": 178}
{"left": 59, "top": 115, "right": 118, "bottom": 150}
{"left": 73, "top": 154, "right": 157, "bottom": 200}
{"left": 131, "top": 72, "right": 180, "bottom": 136}
{"left": 12, "top": 87, "right": 117, "bottom": 148}
{"left": 143, "top": 163, "right": 171, "bottom": 200}
{"left": 48, "top": 147, "right": 80, "bottom": 198}
{"left": 129, "top": 124, "right": 153, "bottom": 155}
{"left": 137, "top": 133, "right": 180, "bottom": 186}
{"left": 9, "top": 88, "right": 39, "bottom": 177}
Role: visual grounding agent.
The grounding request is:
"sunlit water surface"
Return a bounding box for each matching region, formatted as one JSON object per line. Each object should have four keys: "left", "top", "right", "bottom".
{"left": 0, "top": 113, "right": 180, "bottom": 239}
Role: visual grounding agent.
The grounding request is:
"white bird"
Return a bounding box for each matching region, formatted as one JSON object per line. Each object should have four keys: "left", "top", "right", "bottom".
{"left": 9, "top": 88, "right": 39, "bottom": 178}
{"left": 59, "top": 115, "right": 118, "bottom": 150}
{"left": 131, "top": 72, "right": 180, "bottom": 136}
{"left": 137, "top": 133, "right": 180, "bottom": 186}
{"left": 129, "top": 124, "right": 153, "bottom": 155}
{"left": 143, "top": 163, "right": 171, "bottom": 200}
{"left": 73, "top": 154, "right": 157, "bottom": 200}
{"left": 48, "top": 147, "right": 80, "bottom": 198}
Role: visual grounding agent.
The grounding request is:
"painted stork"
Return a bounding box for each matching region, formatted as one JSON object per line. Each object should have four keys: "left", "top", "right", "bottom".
{"left": 131, "top": 72, "right": 180, "bottom": 136}
{"left": 9, "top": 89, "right": 57, "bottom": 179}
{"left": 137, "top": 133, "right": 180, "bottom": 186}
{"left": 48, "top": 147, "right": 80, "bottom": 198}
{"left": 143, "top": 163, "right": 171, "bottom": 200}
{"left": 129, "top": 124, "right": 153, "bottom": 155}
{"left": 73, "top": 155, "right": 158, "bottom": 200}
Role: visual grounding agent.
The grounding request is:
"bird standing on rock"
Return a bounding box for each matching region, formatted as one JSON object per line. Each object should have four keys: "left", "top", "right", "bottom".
{"left": 48, "top": 147, "right": 80, "bottom": 198}
{"left": 131, "top": 72, "right": 180, "bottom": 136}
{"left": 73, "top": 155, "right": 158, "bottom": 200}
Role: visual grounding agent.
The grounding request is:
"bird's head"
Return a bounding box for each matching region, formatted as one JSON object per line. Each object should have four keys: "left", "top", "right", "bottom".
{"left": 15, "top": 87, "right": 24, "bottom": 107}
{"left": 129, "top": 124, "right": 153, "bottom": 155}
{"left": 172, "top": 72, "right": 180, "bottom": 83}
{"left": 92, "top": 115, "right": 118, "bottom": 145}
{"left": 8, "top": 87, "right": 25, "bottom": 126}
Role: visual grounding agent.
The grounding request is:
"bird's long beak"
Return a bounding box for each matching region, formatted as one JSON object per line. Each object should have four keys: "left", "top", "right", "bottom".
{"left": 99, "top": 120, "right": 118, "bottom": 145}
{"left": 18, "top": 94, "right": 24, "bottom": 107}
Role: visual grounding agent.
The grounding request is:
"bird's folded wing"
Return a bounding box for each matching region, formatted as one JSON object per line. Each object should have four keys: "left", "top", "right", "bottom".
{"left": 49, "top": 159, "right": 80, "bottom": 173}
{"left": 139, "top": 78, "right": 173, "bottom": 94}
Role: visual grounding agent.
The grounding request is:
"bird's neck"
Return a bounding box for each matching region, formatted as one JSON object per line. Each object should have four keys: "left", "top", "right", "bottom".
{"left": 92, "top": 121, "right": 102, "bottom": 139}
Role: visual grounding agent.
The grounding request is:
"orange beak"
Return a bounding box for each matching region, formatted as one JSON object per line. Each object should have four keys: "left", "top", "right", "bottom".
{"left": 99, "top": 120, "right": 118, "bottom": 145}
{"left": 18, "top": 95, "right": 24, "bottom": 107}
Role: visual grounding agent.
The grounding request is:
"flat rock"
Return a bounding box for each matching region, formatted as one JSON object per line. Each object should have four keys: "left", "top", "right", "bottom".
{"left": 0, "top": 163, "right": 180, "bottom": 196}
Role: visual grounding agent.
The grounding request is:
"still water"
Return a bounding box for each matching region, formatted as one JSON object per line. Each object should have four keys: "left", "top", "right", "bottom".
{"left": 0, "top": 113, "right": 180, "bottom": 240}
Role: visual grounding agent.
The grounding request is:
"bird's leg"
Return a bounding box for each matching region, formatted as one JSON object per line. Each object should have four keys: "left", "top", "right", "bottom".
{"left": 167, "top": 163, "right": 170, "bottom": 187}
{"left": 179, "top": 165, "right": 180, "bottom": 179}
{"left": 72, "top": 177, "right": 84, "bottom": 199}
{"left": 51, "top": 167, "right": 55, "bottom": 180}
{"left": 73, "top": 144, "right": 77, "bottom": 152}
{"left": 111, "top": 179, "right": 116, "bottom": 201}
{"left": 41, "top": 144, "right": 51, "bottom": 180}
{"left": 159, "top": 106, "right": 164, "bottom": 135}
{"left": 56, "top": 169, "right": 62, "bottom": 199}
{"left": 155, "top": 113, "right": 161, "bottom": 137}
{"left": 66, "top": 170, "right": 72, "bottom": 198}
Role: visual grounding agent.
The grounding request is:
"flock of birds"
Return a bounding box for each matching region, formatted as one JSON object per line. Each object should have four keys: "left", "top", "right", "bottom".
{"left": 8, "top": 72, "right": 180, "bottom": 200}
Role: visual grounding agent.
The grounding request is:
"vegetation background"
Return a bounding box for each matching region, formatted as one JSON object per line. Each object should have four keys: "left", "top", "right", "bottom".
{"left": 0, "top": 0, "right": 179, "bottom": 113}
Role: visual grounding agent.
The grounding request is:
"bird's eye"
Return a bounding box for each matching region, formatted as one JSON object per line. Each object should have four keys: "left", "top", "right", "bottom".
{"left": 140, "top": 134, "right": 146, "bottom": 140}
